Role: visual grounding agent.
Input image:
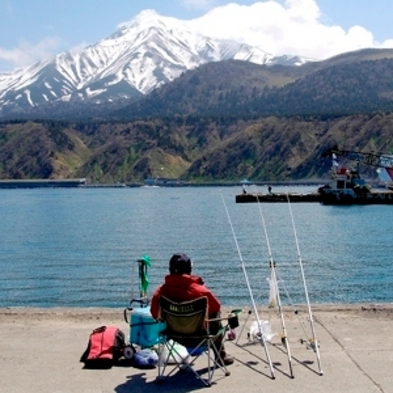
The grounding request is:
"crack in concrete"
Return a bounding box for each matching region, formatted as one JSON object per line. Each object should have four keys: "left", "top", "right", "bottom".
{"left": 315, "top": 317, "right": 385, "bottom": 393}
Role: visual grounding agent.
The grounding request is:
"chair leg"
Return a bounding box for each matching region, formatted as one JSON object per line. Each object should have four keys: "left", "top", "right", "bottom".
{"left": 156, "top": 340, "right": 195, "bottom": 383}
{"left": 157, "top": 338, "right": 230, "bottom": 387}
{"left": 209, "top": 338, "right": 230, "bottom": 376}
{"left": 157, "top": 340, "right": 183, "bottom": 382}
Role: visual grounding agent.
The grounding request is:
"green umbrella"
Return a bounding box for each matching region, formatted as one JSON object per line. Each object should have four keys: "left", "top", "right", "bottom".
{"left": 138, "top": 255, "right": 151, "bottom": 297}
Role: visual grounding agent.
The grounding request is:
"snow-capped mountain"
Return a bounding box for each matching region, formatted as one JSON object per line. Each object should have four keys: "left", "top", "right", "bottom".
{"left": 0, "top": 10, "right": 306, "bottom": 117}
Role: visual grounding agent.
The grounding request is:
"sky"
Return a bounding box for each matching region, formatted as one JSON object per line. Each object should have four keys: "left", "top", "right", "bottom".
{"left": 0, "top": 0, "right": 393, "bottom": 73}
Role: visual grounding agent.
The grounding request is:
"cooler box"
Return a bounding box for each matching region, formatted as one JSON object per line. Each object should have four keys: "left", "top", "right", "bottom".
{"left": 129, "top": 307, "right": 166, "bottom": 348}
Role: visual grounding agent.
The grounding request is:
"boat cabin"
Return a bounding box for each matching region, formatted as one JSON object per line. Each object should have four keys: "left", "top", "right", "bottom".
{"left": 318, "top": 165, "right": 370, "bottom": 202}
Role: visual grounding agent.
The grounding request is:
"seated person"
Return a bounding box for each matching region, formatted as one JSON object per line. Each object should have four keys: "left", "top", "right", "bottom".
{"left": 151, "top": 253, "right": 234, "bottom": 365}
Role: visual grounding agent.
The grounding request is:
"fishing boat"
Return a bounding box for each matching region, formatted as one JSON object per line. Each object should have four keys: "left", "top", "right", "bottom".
{"left": 318, "top": 146, "right": 393, "bottom": 204}
{"left": 317, "top": 166, "right": 393, "bottom": 205}
{"left": 236, "top": 167, "right": 393, "bottom": 205}
{"left": 236, "top": 168, "right": 393, "bottom": 205}
{"left": 237, "top": 146, "right": 393, "bottom": 205}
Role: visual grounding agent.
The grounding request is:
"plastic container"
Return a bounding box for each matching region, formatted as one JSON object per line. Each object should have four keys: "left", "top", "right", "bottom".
{"left": 130, "top": 307, "right": 166, "bottom": 348}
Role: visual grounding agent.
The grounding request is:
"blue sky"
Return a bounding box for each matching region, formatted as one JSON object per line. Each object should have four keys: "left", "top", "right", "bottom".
{"left": 0, "top": 0, "right": 392, "bottom": 72}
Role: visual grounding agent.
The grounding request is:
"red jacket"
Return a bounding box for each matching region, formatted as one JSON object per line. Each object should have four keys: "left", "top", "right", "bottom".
{"left": 150, "top": 274, "right": 221, "bottom": 319}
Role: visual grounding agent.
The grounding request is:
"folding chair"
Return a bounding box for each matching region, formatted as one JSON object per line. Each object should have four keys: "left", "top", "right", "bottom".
{"left": 156, "top": 296, "right": 239, "bottom": 387}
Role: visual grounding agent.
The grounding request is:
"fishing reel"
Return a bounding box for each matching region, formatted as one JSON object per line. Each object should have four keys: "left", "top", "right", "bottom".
{"left": 299, "top": 338, "right": 320, "bottom": 352}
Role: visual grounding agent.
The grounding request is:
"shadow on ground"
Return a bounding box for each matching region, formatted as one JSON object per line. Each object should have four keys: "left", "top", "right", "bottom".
{"left": 114, "top": 369, "right": 215, "bottom": 393}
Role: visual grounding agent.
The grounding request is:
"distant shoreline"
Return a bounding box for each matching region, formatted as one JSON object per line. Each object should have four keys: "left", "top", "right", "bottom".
{"left": 0, "top": 178, "right": 382, "bottom": 189}
{"left": 0, "top": 179, "right": 327, "bottom": 189}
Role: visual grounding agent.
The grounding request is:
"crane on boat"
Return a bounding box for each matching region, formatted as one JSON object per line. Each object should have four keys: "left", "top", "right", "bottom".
{"left": 322, "top": 145, "right": 393, "bottom": 169}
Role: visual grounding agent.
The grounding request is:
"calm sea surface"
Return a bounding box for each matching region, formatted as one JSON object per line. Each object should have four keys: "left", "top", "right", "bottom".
{"left": 1, "top": 186, "right": 392, "bottom": 308}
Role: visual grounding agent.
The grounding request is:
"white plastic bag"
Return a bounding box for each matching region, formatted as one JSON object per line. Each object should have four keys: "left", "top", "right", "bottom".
{"left": 249, "top": 320, "right": 277, "bottom": 343}
{"left": 159, "top": 340, "right": 190, "bottom": 365}
{"left": 267, "top": 269, "right": 278, "bottom": 308}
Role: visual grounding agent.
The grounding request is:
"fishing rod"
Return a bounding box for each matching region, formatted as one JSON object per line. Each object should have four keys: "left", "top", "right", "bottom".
{"left": 286, "top": 190, "right": 323, "bottom": 376}
{"left": 254, "top": 186, "right": 294, "bottom": 378}
{"left": 220, "top": 190, "right": 275, "bottom": 379}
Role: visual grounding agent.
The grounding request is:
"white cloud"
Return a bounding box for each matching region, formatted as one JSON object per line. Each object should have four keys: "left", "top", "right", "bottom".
{"left": 0, "top": 37, "right": 61, "bottom": 70}
{"left": 380, "top": 38, "right": 393, "bottom": 48}
{"left": 186, "top": 0, "right": 393, "bottom": 60}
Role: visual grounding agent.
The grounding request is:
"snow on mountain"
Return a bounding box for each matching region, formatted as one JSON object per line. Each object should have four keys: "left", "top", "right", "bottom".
{"left": 0, "top": 9, "right": 306, "bottom": 116}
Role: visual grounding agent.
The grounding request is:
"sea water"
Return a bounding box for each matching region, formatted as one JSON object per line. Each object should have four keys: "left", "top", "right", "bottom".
{"left": 0, "top": 186, "right": 392, "bottom": 308}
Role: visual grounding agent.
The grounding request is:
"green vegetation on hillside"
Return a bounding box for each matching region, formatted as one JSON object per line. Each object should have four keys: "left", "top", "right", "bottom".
{"left": 2, "top": 112, "right": 393, "bottom": 183}
{"left": 112, "top": 50, "right": 393, "bottom": 121}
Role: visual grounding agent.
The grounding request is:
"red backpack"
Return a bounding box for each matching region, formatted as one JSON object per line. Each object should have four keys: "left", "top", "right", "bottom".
{"left": 80, "top": 326, "right": 125, "bottom": 368}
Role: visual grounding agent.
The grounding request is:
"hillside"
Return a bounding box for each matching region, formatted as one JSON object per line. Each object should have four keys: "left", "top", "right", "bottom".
{"left": 3, "top": 48, "right": 393, "bottom": 122}
{"left": 113, "top": 48, "right": 393, "bottom": 120}
{"left": 2, "top": 112, "right": 393, "bottom": 183}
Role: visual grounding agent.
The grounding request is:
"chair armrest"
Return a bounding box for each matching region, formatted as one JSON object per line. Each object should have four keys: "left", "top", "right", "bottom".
{"left": 206, "top": 309, "right": 242, "bottom": 329}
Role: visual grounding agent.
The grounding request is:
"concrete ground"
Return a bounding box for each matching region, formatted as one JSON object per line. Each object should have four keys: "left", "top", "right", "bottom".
{"left": 0, "top": 304, "right": 392, "bottom": 393}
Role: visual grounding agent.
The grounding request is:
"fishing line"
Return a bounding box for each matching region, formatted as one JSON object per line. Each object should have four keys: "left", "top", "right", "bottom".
{"left": 286, "top": 189, "right": 323, "bottom": 375}
{"left": 220, "top": 190, "right": 275, "bottom": 379}
{"left": 254, "top": 186, "right": 294, "bottom": 378}
{"left": 274, "top": 270, "right": 310, "bottom": 341}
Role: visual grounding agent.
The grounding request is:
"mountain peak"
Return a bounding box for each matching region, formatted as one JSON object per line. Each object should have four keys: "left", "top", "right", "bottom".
{"left": 0, "top": 9, "right": 309, "bottom": 119}
{"left": 117, "top": 9, "right": 181, "bottom": 33}
{"left": 121, "top": 9, "right": 161, "bottom": 27}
